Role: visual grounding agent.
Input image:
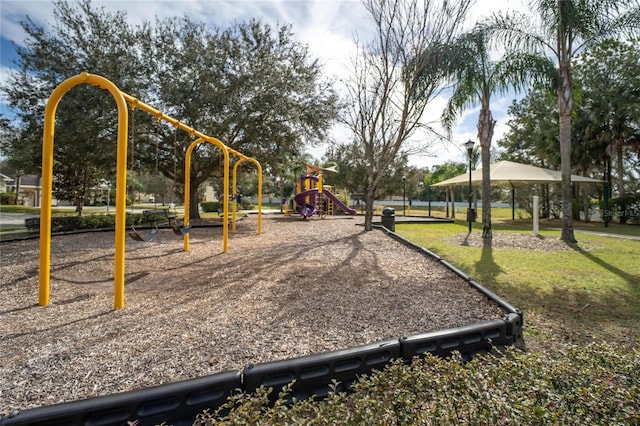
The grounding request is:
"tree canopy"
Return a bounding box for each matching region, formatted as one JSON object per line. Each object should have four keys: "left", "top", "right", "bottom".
{"left": 573, "top": 39, "right": 640, "bottom": 196}
{"left": 0, "top": 0, "right": 339, "bottom": 216}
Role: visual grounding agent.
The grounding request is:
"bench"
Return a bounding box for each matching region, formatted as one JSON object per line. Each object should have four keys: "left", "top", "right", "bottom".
{"left": 142, "top": 209, "right": 176, "bottom": 223}
{"left": 129, "top": 209, "right": 176, "bottom": 242}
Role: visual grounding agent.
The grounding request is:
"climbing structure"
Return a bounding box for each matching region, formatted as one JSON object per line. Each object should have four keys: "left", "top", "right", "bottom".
{"left": 293, "top": 163, "right": 356, "bottom": 218}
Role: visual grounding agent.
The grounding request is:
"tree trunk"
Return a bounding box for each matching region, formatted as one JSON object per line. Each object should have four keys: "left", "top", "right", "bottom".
{"left": 558, "top": 110, "right": 575, "bottom": 242}
{"left": 14, "top": 174, "right": 22, "bottom": 205}
{"left": 558, "top": 58, "right": 576, "bottom": 243}
{"left": 75, "top": 197, "right": 84, "bottom": 216}
{"left": 615, "top": 138, "right": 625, "bottom": 197}
{"left": 189, "top": 182, "right": 200, "bottom": 220}
{"left": 363, "top": 187, "right": 375, "bottom": 231}
{"left": 478, "top": 101, "right": 496, "bottom": 245}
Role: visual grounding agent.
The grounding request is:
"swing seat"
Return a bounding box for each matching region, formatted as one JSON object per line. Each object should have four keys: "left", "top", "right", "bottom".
{"left": 129, "top": 225, "right": 159, "bottom": 242}
{"left": 301, "top": 203, "right": 316, "bottom": 218}
{"left": 171, "top": 223, "right": 190, "bottom": 236}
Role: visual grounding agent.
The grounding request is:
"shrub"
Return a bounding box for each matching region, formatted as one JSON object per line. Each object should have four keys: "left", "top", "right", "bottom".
{"left": 197, "top": 344, "right": 639, "bottom": 425}
{"left": 80, "top": 214, "right": 116, "bottom": 229}
{"left": 25, "top": 215, "right": 82, "bottom": 232}
{"left": 24, "top": 217, "right": 39, "bottom": 231}
{"left": 572, "top": 198, "right": 597, "bottom": 221}
{"left": 239, "top": 198, "right": 252, "bottom": 210}
{"left": 201, "top": 201, "right": 221, "bottom": 213}
{"left": 608, "top": 194, "right": 640, "bottom": 224}
{"left": 1, "top": 192, "right": 17, "bottom": 205}
{"left": 24, "top": 214, "right": 143, "bottom": 232}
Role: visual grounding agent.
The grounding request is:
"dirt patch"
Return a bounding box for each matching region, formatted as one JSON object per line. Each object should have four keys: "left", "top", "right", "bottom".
{"left": 449, "top": 232, "right": 598, "bottom": 251}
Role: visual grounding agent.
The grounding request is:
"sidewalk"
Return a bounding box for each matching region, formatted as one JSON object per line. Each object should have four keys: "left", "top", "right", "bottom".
{"left": 564, "top": 228, "right": 640, "bottom": 241}
{"left": 0, "top": 212, "right": 36, "bottom": 229}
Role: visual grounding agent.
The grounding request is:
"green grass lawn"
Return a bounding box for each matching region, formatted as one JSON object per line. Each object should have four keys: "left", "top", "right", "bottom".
{"left": 395, "top": 216, "right": 640, "bottom": 352}
{"left": 0, "top": 204, "right": 107, "bottom": 215}
{"left": 0, "top": 204, "right": 42, "bottom": 214}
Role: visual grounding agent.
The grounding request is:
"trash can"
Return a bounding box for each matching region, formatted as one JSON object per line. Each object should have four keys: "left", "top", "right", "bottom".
{"left": 467, "top": 208, "right": 476, "bottom": 222}
{"left": 381, "top": 207, "right": 395, "bottom": 231}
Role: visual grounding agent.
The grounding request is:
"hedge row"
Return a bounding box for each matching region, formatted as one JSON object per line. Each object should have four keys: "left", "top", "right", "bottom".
{"left": 606, "top": 194, "right": 640, "bottom": 224}
{"left": 199, "top": 343, "right": 639, "bottom": 425}
{"left": 24, "top": 214, "right": 151, "bottom": 232}
{"left": 200, "top": 202, "right": 221, "bottom": 213}
{"left": 201, "top": 200, "right": 252, "bottom": 212}
{"left": 1, "top": 192, "right": 17, "bottom": 205}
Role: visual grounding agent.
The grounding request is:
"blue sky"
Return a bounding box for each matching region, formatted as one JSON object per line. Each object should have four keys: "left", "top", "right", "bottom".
{"left": 0, "top": 0, "right": 528, "bottom": 168}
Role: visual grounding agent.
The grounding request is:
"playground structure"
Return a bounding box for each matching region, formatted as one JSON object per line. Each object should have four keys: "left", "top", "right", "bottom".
{"left": 292, "top": 163, "right": 356, "bottom": 218}
{"left": 39, "top": 72, "right": 262, "bottom": 309}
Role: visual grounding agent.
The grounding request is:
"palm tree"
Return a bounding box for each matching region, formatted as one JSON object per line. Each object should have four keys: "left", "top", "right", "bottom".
{"left": 485, "top": 0, "right": 640, "bottom": 243}
{"left": 441, "top": 28, "right": 554, "bottom": 246}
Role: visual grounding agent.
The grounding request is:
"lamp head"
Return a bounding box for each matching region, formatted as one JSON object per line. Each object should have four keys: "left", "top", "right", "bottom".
{"left": 464, "top": 140, "right": 474, "bottom": 155}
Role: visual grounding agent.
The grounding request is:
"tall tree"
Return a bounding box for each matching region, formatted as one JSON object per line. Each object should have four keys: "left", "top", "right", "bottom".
{"left": 0, "top": 117, "right": 27, "bottom": 204}
{"left": 574, "top": 39, "right": 640, "bottom": 197}
{"left": 485, "top": 0, "right": 640, "bottom": 242}
{"left": 150, "top": 17, "right": 339, "bottom": 219}
{"left": 499, "top": 87, "right": 561, "bottom": 167}
{"left": 439, "top": 27, "right": 554, "bottom": 245}
{"left": 0, "top": 0, "right": 148, "bottom": 214}
{"left": 2, "top": 2, "right": 338, "bottom": 218}
{"left": 341, "top": 0, "right": 473, "bottom": 231}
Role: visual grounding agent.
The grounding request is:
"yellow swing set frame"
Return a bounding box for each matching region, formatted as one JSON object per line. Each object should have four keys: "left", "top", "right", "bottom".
{"left": 39, "top": 72, "right": 262, "bottom": 309}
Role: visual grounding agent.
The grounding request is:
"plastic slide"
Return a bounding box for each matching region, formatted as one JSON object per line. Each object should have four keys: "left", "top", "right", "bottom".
{"left": 294, "top": 188, "right": 356, "bottom": 216}
{"left": 323, "top": 189, "right": 356, "bottom": 215}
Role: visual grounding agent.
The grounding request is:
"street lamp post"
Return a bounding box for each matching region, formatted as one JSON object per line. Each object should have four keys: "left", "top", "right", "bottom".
{"left": 107, "top": 181, "right": 111, "bottom": 213}
{"left": 402, "top": 175, "right": 406, "bottom": 216}
{"left": 464, "top": 140, "right": 475, "bottom": 233}
{"left": 418, "top": 181, "right": 424, "bottom": 215}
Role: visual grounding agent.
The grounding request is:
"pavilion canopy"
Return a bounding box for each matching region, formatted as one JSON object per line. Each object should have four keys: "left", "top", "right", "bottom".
{"left": 430, "top": 160, "right": 604, "bottom": 187}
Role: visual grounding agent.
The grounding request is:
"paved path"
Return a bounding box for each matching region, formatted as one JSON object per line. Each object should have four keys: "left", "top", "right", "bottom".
{"left": 565, "top": 228, "right": 640, "bottom": 241}
{"left": 0, "top": 212, "right": 37, "bottom": 229}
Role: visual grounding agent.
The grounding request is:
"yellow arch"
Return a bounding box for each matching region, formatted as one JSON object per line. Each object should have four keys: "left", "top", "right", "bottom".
{"left": 232, "top": 155, "right": 263, "bottom": 234}
{"left": 39, "top": 72, "right": 129, "bottom": 309}
{"left": 182, "top": 137, "right": 228, "bottom": 252}
{"left": 182, "top": 141, "right": 263, "bottom": 251}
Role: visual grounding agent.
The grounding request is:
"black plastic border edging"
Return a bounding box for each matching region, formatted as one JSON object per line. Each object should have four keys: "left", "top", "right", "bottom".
{"left": 243, "top": 339, "right": 402, "bottom": 403}
{"left": 0, "top": 370, "right": 242, "bottom": 426}
{"left": 1, "top": 225, "right": 524, "bottom": 426}
{"left": 376, "top": 224, "right": 524, "bottom": 350}
{"left": 401, "top": 314, "right": 522, "bottom": 361}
